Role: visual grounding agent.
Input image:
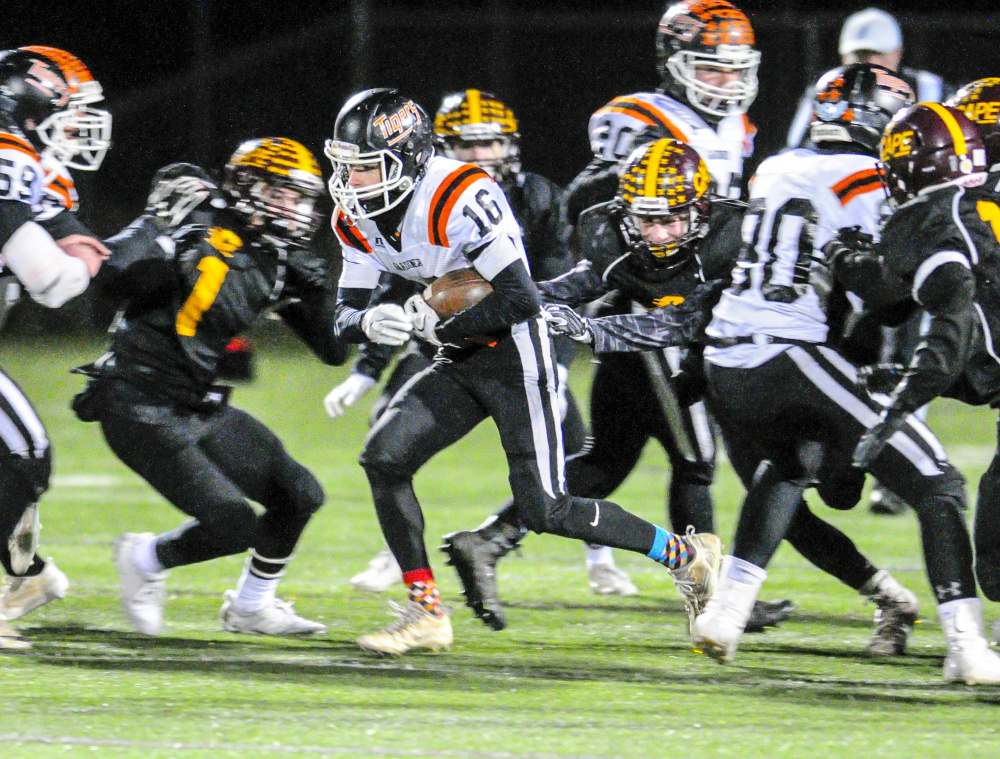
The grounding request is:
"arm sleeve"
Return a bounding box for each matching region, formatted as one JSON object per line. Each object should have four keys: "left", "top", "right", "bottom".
{"left": 334, "top": 285, "right": 378, "bottom": 343}
{"left": 1, "top": 221, "right": 90, "bottom": 308}
{"left": 536, "top": 260, "right": 609, "bottom": 306}
{"left": 37, "top": 209, "right": 94, "bottom": 241}
{"left": 353, "top": 273, "right": 417, "bottom": 380}
{"left": 94, "top": 214, "right": 179, "bottom": 300}
{"left": 278, "top": 290, "right": 349, "bottom": 366}
{"left": 891, "top": 259, "right": 976, "bottom": 412}
{"left": 436, "top": 258, "right": 541, "bottom": 342}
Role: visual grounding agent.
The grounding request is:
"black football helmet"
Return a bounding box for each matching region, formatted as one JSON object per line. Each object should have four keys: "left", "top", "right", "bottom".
{"left": 656, "top": 0, "right": 760, "bottom": 118}
{"left": 616, "top": 138, "right": 711, "bottom": 268}
{"left": 947, "top": 78, "right": 1000, "bottom": 168}
{"left": 434, "top": 90, "right": 520, "bottom": 184}
{"left": 809, "top": 64, "right": 914, "bottom": 155}
{"left": 223, "top": 138, "right": 325, "bottom": 246}
{"left": 325, "top": 88, "right": 434, "bottom": 220}
{"left": 0, "top": 49, "right": 72, "bottom": 152}
{"left": 880, "top": 103, "right": 988, "bottom": 204}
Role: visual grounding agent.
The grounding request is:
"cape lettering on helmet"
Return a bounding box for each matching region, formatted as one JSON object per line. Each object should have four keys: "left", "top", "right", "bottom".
{"left": 336, "top": 155, "right": 528, "bottom": 289}
{"left": 589, "top": 91, "right": 751, "bottom": 198}
{"left": 707, "top": 149, "right": 889, "bottom": 366}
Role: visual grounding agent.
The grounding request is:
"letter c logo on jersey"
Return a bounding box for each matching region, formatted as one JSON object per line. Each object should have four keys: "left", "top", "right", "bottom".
{"left": 372, "top": 101, "right": 423, "bottom": 147}
{"left": 881, "top": 130, "right": 914, "bottom": 161}
{"left": 653, "top": 295, "right": 685, "bottom": 308}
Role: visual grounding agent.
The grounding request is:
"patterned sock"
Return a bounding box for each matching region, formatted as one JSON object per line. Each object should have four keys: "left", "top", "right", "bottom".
{"left": 647, "top": 526, "right": 690, "bottom": 570}
{"left": 403, "top": 568, "right": 444, "bottom": 617}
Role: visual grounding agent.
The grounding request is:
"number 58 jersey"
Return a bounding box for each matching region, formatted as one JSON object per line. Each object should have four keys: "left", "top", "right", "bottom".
{"left": 706, "top": 148, "right": 888, "bottom": 367}
{"left": 335, "top": 155, "right": 528, "bottom": 289}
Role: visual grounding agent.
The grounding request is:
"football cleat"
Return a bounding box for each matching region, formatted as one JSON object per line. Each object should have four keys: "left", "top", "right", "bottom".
{"left": 0, "top": 558, "right": 69, "bottom": 620}
{"left": 588, "top": 563, "right": 639, "bottom": 597}
{"left": 861, "top": 570, "right": 920, "bottom": 656}
{"left": 220, "top": 590, "right": 327, "bottom": 636}
{"left": 668, "top": 527, "right": 722, "bottom": 629}
{"left": 868, "top": 485, "right": 909, "bottom": 516}
{"left": 440, "top": 529, "right": 508, "bottom": 631}
{"left": 113, "top": 533, "right": 168, "bottom": 636}
{"left": 744, "top": 599, "right": 795, "bottom": 634}
{"left": 350, "top": 547, "right": 403, "bottom": 593}
{"left": 0, "top": 618, "right": 31, "bottom": 650}
{"left": 940, "top": 598, "right": 1000, "bottom": 685}
{"left": 357, "top": 600, "right": 453, "bottom": 656}
{"left": 691, "top": 555, "right": 766, "bottom": 664}
{"left": 993, "top": 616, "right": 1000, "bottom": 647}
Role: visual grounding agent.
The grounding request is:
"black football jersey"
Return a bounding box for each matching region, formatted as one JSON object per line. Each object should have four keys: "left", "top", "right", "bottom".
{"left": 876, "top": 181, "right": 1000, "bottom": 406}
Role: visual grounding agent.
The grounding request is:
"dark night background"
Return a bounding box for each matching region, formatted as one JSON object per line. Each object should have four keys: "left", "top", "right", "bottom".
{"left": 3, "top": 0, "right": 1000, "bottom": 328}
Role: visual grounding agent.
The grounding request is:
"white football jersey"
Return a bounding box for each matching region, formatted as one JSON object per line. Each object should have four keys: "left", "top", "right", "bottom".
{"left": 705, "top": 148, "right": 888, "bottom": 369}
{"left": 588, "top": 91, "right": 754, "bottom": 199}
{"left": 38, "top": 162, "right": 79, "bottom": 221}
{"left": 335, "top": 155, "right": 528, "bottom": 290}
{"left": 0, "top": 130, "right": 46, "bottom": 211}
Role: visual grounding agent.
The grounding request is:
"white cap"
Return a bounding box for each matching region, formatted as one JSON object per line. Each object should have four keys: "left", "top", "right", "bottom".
{"left": 838, "top": 8, "right": 903, "bottom": 56}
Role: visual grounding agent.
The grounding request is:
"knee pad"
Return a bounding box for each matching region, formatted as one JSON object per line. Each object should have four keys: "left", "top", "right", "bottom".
{"left": 923, "top": 463, "right": 967, "bottom": 509}
{"left": 289, "top": 469, "right": 325, "bottom": 518}
{"left": 512, "top": 493, "right": 558, "bottom": 535}
{"left": 670, "top": 458, "right": 715, "bottom": 487}
{"left": 359, "top": 423, "right": 422, "bottom": 481}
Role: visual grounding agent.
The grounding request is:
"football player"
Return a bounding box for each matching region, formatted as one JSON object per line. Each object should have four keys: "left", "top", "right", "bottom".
{"left": 327, "top": 88, "right": 721, "bottom": 655}
{"left": 75, "top": 138, "right": 347, "bottom": 638}
{"left": 325, "top": 90, "right": 593, "bottom": 592}
{"left": 842, "top": 99, "right": 1000, "bottom": 665}
{"left": 554, "top": 0, "right": 758, "bottom": 584}
{"left": 514, "top": 133, "right": 922, "bottom": 655}
{"left": 0, "top": 48, "right": 112, "bottom": 646}
{"left": 690, "top": 70, "right": 1000, "bottom": 684}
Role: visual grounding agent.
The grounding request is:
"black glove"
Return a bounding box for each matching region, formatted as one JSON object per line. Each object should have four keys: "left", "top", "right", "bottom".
{"left": 822, "top": 225, "right": 875, "bottom": 266}
{"left": 542, "top": 304, "right": 593, "bottom": 344}
{"left": 852, "top": 407, "right": 909, "bottom": 470}
{"left": 857, "top": 363, "right": 907, "bottom": 395}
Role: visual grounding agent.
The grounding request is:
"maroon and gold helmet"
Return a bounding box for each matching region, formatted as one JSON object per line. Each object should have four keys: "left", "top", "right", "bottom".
{"left": 879, "top": 103, "right": 988, "bottom": 204}
{"left": 616, "top": 138, "right": 711, "bottom": 267}
{"left": 947, "top": 78, "right": 1000, "bottom": 168}
{"left": 655, "top": 0, "right": 760, "bottom": 118}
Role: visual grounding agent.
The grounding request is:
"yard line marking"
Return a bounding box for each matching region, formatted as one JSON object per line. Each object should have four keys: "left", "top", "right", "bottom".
{"left": 0, "top": 734, "right": 619, "bottom": 759}
{"left": 52, "top": 475, "right": 121, "bottom": 488}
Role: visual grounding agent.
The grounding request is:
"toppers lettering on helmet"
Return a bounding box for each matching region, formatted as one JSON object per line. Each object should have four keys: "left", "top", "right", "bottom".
{"left": 372, "top": 101, "right": 423, "bottom": 146}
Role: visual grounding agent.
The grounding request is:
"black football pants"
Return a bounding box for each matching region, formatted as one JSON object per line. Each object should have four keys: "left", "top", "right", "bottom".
{"left": 707, "top": 344, "right": 974, "bottom": 604}
{"left": 99, "top": 393, "right": 324, "bottom": 570}
{"left": 974, "top": 417, "right": 1000, "bottom": 601}
{"left": 359, "top": 317, "right": 664, "bottom": 574}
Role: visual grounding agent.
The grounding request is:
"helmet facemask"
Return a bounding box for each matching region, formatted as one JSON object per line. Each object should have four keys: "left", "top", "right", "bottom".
{"left": 665, "top": 44, "right": 760, "bottom": 118}
{"left": 622, "top": 203, "right": 707, "bottom": 267}
{"left": 325, "top": 139, "right": 419, "bottom": 220}
{"left": 35, "top": 104, "right": 112, "bottom": 171}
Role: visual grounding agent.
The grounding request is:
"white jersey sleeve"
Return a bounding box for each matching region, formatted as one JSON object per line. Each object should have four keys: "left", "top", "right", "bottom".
{"left": 332, "top": 210, "right": 386, "bottom": 290}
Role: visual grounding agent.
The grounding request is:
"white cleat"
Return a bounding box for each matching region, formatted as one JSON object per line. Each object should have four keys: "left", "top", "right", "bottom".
{"left": 940, "top": 598, "right": 1000, "bottom": 685}
{"left": 350, "top": 547, "right": 403, "bottom": 593}
{"left": 588, "top": 563, "right": 638, "bottom": 597}
{"left": 357, "top": 600, "right": 453, "bottom": 656}
{"left": 0, "top": 558, "right": 69, "bottom": 621}
{"left": 113, "top": 533, "right": 168, "bottom": 636}
{"left": 0, "top": 617, "right": 31, "bottom": 650}
{"left": 861, "top": 570, "right": 920, "bottom": 657}
{"left": 993, "top": 616, "right": 1000, "bottom": 647}
{"left": 690, "top": 555, "right": 766, "bottom": 664}
{"left": 220, "top": 590, "right": 327, "bottom": 636}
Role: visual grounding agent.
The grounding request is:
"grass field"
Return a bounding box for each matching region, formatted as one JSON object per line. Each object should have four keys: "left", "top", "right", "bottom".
{"left": 3, "top": 328, "right": 1000, "bottom": 759}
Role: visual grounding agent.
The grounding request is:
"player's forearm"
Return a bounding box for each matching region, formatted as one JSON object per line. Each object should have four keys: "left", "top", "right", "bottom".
{"left": 536, "top": 261, "right": 607, "bottom": 306}
{"left": 280, "top": 293, "right": 348, "bottom": 366}
{"left": 588, "top": 308, "right": 703, "bottom": 354}
{"left": 436, "top": 259, "right": 540, "bottom": 341}
{"left": 38, "top": 209, "right": 94, "bottom": 241}
{"left": 334, "top": 286, "right": 376, "bottom": 343}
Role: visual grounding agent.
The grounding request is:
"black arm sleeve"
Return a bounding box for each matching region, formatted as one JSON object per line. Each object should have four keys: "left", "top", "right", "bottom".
{"left": 536, "top": 261, "right": 609, "bottom": 306}
{"left": 278, "top": 291, "right": 349, "bottom": 366}
{"left": 435, "top": 259, "right": 541, "bottom": 342}
{"left": 335, "top": 286, "right": 377, "bottom": 343}
{"left": 891, "top": 262, "right": 976, "bottom": 412}
{"left": 0, "top": 201, "right": 34, "bottom": 249}
{"left": 37, "top": 209, "right": 94, "bottom": 240}
{"left": 93, "top": 215, "right": 179, "bottom": 300}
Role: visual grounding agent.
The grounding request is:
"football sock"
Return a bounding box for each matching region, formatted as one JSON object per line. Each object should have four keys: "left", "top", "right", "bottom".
{"left": 133, "top": 534, "right": 165, "bottom": 577}
{"left": 403, "top": 568, "right": 444, "bottom": 617}
{"left": 233, "top": 550, "right": 290, "bottom": 611}
{"left": 647, "top": 526, "right": 690, "bottom": 570}
{"left": 585, "top": 544, "right": 615, "bottom": 569}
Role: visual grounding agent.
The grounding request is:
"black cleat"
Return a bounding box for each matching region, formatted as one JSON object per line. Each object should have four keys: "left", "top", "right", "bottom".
{"left": 744, "top": 599, "right": 794, "bottom": 633}
{"left": 440, "top": 530, "right": 507, "bottom": 631}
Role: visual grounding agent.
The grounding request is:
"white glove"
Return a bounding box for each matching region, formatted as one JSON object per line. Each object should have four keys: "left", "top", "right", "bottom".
{"left": 361, "top": 303, "right": 413, "bottom": 346}
{"left": 324, "top": 373, "right": 377, "bottom": 418}
{"left": 556, "top": 363, "right": 569, "bottom": 422}
{"left": 403, "top": 294, "right": 442, "bottom": 346}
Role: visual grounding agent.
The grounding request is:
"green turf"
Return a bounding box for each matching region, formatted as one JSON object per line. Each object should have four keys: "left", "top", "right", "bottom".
{"left": 2, "top": 329, "right": 1000, "bottom": 759}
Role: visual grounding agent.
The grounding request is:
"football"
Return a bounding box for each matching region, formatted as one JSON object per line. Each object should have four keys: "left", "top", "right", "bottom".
{"left": 422, "top": 268, "right": 494, "bottom": 318}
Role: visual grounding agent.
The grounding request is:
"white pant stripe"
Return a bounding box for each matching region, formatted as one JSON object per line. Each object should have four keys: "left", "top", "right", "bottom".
{"left": 533, "top": 316, "right": 566, "bottom": 493}
{"left": 512, "top": 320, "right": 557, "bottom": 499}
{"left": 689, "top": 401, "right": 716, "bottom": 461}
{"left": 0, "top": 372, "right": 46, "bottom": 456}
{"left": 0, "top": 408, "right": 29, "bottom": 456}
{"left": 787, "top": 348, "right": 943, "bottom": 476}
